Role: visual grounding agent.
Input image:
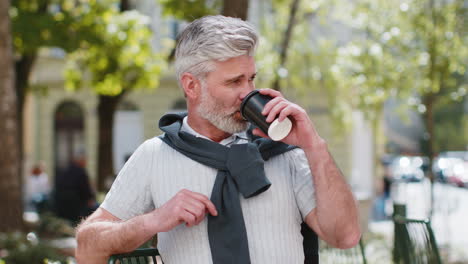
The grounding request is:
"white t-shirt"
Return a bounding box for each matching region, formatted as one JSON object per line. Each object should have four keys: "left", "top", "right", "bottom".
{"left": 102, "top": 118, "right": 316, "bottom": 263}
{"left": 25, "top": 173, "right": 50, "bottom": 201}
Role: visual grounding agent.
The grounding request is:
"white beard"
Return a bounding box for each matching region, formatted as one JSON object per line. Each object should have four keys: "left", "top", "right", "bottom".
{"left": 197, "top": 87, "right": 248, "bottom": 134}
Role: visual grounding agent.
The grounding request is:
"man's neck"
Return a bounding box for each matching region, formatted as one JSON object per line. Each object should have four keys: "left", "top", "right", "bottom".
{"left": 187, "top": 112, "right": 232, "bottom": 143}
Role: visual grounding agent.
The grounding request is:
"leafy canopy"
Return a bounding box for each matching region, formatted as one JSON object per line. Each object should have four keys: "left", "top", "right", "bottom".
{"left": 158, "top": 0, "right": 218, "bottom": 21}
{"left": 64, "top": 5, "right": 168, "bottom": 95}
{"left": 331, "top": 0, "right": 467, "bottom": 121}
{"left": 11, "top": 0, "right": 109, "bottom": 54}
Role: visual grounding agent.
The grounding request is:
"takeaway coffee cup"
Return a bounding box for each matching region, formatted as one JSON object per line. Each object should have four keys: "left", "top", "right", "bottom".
{"left": 240, "top": 90, "right": 292, "bottom": 141}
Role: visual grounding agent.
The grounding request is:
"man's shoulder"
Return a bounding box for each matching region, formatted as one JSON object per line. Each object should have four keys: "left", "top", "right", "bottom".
{"left": 139, "top": 136, "right": 165, "bottom": 149}
{"left": 145, "top": 135, "right": 164, "bottom": 145}
{"left": 139, "top": 135, "right": 178, "bottom": 154}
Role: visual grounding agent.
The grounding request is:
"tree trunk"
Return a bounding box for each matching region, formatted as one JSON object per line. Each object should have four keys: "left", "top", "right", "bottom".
{"left": 15, "top": 54, "right": 37, "bottom": 182}
{"left": 272, "top": 0, "right": 301, "bottom": 91}
{"left": 422, "top": 94, "right": 436, "bottom": 218}
{"left": 0, "top": 0, "right": 23, "bottom": 232}
{"left": 95, "top": 0, "right": 132, "bottom": 192}
{"left": 222, "top": 0, "right": 249, "bottom": 20}
{"left": 96, "top": 93, "right": 125, "bottom": 191}
{"left": 14, "top": 1, "right": 44, "bottom": 184}
{"left": 120, "top": 0, "right": 131, "bottom": 11}
{"left": 424, "top": 0, "right": 437, "bottom": 219}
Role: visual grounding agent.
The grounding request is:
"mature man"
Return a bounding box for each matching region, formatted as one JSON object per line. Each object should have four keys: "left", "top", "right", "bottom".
{"left": 75, "top": 15, "right": 360, "bottom": 264}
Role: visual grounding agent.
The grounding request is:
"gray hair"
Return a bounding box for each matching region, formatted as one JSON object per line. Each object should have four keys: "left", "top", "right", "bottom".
{"left": 175, "top": 15, "right": 258, "bottom": 86}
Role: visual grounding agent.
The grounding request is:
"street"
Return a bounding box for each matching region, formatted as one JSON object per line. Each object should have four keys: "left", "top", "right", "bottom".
{"left": 370, "top": 180, "right": 468, "bottom": 263}
{"left": 432, "top": 182, "right": 468, "bottom": 262}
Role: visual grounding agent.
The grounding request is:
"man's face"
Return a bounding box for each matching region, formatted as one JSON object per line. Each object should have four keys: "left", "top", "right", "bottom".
{"left": 197, "top": 55, "right": 256, "bottom": 134}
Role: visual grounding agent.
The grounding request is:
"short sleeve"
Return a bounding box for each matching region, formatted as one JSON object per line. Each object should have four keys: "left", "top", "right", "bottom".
{"left": 101, "top": 139, "right": 156, "bottom": 220}
{"left": 290, "top": 148, "right": 316, "bottom": 220}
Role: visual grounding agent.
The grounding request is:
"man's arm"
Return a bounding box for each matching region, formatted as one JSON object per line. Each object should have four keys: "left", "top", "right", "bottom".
{"left": 75, "top": 208, "right": 156, "bottom": 264}
{"left": 75, "top": 189, "right": 218, "bottom": 264}
{"left": 302, "top": 140, "right": 361, "bottom": 249}
{"left": 254, "top": 88, "right": 361, "bottom": 249}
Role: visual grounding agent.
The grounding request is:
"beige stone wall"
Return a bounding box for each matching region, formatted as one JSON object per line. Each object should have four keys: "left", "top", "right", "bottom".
{"left": 26, "top": 53, "right": 182, "bottom": 185}
{"left": 32, "top": 82, "right": 99, "bottom": 183}
{"left": 30, "top": 86, "right": 182, "bottom": 182}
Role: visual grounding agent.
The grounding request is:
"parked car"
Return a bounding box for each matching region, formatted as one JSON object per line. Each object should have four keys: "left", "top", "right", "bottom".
{"left": 389, "top": 155, "right": 428, "bottom": 182}
{"left": 448, "top": 161, "right": 468, "bottom": 187}
{"left": 433, "top": 151, "right": 468, "bottom": 186}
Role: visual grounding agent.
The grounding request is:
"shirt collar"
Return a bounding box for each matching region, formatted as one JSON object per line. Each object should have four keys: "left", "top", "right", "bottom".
{"left": 181, "top": 117, "right": 248, "bottom": 146}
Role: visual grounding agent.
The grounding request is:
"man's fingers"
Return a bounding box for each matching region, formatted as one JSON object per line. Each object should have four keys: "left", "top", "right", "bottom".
{"left": 266, "top": 101, "right": 288, "bottom": 123}
{"left": 180, "top": 210, "right": 197, "bottom": 227}
{"left": 278, "top": 106, "right": 296, "bottom": 122}
{"left": 183, "top": 199, "right": 208, "bottom": 223}
{"left": 183, "top": 190, "right": 218, "bottom": 216}
{"left": 258, "top": 88, "right": 283, "bottom": 98}
{"left": 199, "top": 197, "right": 218, "bottom": 216}
{"left": 261, "top": 96, "right": 283, "bottom": 116}
{"left": 252, "top": 128, "right": 269, "bottom": 139}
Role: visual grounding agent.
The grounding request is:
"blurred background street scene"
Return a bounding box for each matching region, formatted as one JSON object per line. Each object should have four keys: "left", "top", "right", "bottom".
{"left": 0, "top": 0, "right": 466, "bottom": 263}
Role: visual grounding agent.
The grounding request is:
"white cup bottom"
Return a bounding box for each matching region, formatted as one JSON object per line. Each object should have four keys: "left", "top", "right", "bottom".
{"left": 268, "top": 117, "right": 292, "bottom": 141}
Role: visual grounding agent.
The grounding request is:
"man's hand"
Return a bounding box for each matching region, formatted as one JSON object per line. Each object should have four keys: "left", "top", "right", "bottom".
{"left": 76, "top": 190, "right": 217, "bottom": 263}
{"left": 149, "top": 189, "right": 218, "bottom": 233}
{"left": 252, "top": 88, "right": 323, "bottom": 149}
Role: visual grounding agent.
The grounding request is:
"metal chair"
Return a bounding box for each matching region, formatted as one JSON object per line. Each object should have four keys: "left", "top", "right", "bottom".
{"left": 393, "top": 215, "right": 442, "bottom": 264}
{"left": 319, "top": 239, "right": 367, "bottom": 264}
{"left": 108, "top": 248, "right": 162, "bottom": 264}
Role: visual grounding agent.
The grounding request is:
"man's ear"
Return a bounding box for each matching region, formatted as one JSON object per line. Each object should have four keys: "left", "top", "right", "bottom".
{"left": 181, "top": 72, "right": 201, "bottom": 100}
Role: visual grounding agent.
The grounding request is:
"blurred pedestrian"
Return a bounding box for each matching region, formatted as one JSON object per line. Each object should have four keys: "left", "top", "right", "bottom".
{"left": 383, "top": 166, "right": 392, "bottom": 200}
{"left": 24, "top": 163, "right": 51, "bottom": 212}
{"left": 54, "top": 151, "right": 98, "bottom": 224}
{"left": 373, "top": 160, "right": 393, "bottom": 221}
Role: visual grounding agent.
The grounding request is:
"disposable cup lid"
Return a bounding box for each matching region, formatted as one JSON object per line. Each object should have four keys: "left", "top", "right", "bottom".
{"left": 268, "top": 117, "right": 292, "bottom": 141}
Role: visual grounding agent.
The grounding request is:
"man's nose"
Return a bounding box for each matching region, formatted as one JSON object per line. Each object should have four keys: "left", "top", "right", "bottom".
{"left": 239, "top": 85, "right": 254, "bottom": 101}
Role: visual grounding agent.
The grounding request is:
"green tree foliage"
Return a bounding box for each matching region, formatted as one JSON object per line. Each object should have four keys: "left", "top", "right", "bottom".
{"left": 255, "top": 0, "right": 348, "bottom": 127}
{"left": 158, "top": 0, "right": 218, "bottom": 20}
{"left": 10, "top": 0, "right": 112, "bottom": 184}
{"left": 62, "top": 1, "right": 168, "bottom": 190}
{"left": 331, "top": 0, "right": 467, "bottom": 153}
{"left": 256, "top": 0, "right": 319, "bottom": 88}
{"left": 328, "top": 0, "right": 467, "bottom": 217}
{"left": 11, "top": 0, "right": 105, "bottom": 54}
{"left": 434, "top": 98, "right": 466, "bottom": 151}
{"left": 64, "top": 8, "right": 166, "bottom": 95}
{"left": 158, "top": 0, "right": 252, "bottom": 25}
{"left": 11, "top": 0, "right": 168, "bottom": 191}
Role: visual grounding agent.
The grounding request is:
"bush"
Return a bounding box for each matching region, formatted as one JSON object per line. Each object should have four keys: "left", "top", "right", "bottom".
{"left": 0, "top": 232, "right": 67, "bottom": 264}
{"left": 36, "top": 213, "right": 75, "bottom": 238}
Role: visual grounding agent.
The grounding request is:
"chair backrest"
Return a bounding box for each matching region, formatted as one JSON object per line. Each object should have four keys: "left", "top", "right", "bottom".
{"left": 393, "top": 215, "right": 442, "bottom": 264}
{"left": 319, "top": 239, "right": 367, "bottom": 264}
{"left": 108, "top": 248, "right": 162, "bottom": 264}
